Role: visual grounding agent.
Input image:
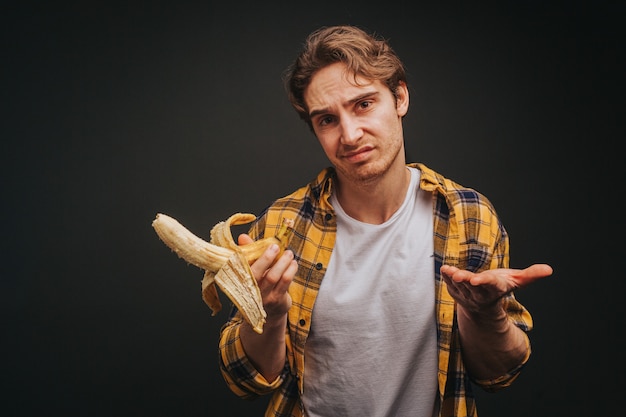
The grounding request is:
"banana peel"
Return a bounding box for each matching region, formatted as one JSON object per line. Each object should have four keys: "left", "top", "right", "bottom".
{"left": 152, "top": 212, "right": 294, "bottom": 334}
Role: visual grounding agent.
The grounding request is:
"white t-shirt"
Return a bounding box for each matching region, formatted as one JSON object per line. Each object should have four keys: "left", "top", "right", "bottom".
{"left": 302, "top": 168, "right": 438, "bottom": 417}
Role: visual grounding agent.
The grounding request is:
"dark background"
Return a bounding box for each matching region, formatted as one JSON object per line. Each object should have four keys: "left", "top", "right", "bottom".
{"left": 2, "top": 1, "right": 623, "bottom": 416}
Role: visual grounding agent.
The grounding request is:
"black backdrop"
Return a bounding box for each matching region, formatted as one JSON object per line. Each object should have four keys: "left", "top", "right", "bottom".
{"left": 2, "top": 1, "right": 623, "bottom": 416}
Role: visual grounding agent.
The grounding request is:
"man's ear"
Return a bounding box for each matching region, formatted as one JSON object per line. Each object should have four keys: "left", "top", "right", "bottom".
{"left": 395, "top": 81, "right": 409, "bottom": 117}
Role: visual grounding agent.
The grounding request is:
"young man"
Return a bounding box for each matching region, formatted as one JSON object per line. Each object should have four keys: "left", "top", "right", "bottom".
{"left": 218, "top": 25, "right": 552, "bottom": 417}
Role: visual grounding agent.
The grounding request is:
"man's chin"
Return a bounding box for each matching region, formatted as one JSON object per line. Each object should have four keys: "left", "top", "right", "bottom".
{"left": 340, "top": 166, "right": 383, "bottom": 186}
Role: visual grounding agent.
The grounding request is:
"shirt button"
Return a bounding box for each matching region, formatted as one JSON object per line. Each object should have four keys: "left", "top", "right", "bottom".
{"left": 299, "top": 319, "right": 306, "bottom": 326}
{"left": 324, "top": 213, "right": 332, "bottom": 221}
{"left": 315, "top": 263, "right": 323, "bottom": 270}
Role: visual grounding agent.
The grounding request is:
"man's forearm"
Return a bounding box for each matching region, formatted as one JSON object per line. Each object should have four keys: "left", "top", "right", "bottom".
{"left": 457, "top": 302, "right": 529, "bottom": 380}
{"left": 240, "top": 315, "right": 288, "bottom": 383}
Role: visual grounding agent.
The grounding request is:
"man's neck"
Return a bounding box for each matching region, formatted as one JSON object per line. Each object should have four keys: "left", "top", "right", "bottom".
{"left": 334, "top": 163, "right": 411, "bottom": 225}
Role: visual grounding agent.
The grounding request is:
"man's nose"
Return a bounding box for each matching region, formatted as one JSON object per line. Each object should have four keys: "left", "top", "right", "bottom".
{"left": 339, "top": 116, "right": 363, "bottom": 144}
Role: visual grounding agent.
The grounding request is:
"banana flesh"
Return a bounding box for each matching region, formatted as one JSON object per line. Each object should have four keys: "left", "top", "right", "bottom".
{"left": 152, "top": 212, "right": 294, "bottom": 334}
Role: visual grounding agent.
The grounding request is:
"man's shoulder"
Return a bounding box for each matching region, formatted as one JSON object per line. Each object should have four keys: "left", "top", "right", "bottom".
{"left": 274, "top": 167, "right": 334, "bottom": 202}
{"left": 410, "top": 162, "right": 493, "bottom": 209}
{"left": 257, "top": 166, "right": 335, "bottom": 222}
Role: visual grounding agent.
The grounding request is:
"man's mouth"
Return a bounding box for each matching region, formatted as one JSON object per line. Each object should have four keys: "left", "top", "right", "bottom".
{"left": 342, "top": 146, "right": 373, "bottom": 163}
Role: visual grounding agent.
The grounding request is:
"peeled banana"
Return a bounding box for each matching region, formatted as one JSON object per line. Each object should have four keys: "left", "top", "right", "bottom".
{"left": 152, "top": 212, "right": 294, "bottom": 334}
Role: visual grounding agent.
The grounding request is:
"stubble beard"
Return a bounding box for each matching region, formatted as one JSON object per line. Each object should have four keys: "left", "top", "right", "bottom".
{"left": 336, "top": 140, "right": 403, "bottom": 189}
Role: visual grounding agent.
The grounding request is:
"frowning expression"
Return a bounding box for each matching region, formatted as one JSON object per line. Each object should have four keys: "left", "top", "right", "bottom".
{"left": 305, "top": 62, "right": 409, "bottom": 185}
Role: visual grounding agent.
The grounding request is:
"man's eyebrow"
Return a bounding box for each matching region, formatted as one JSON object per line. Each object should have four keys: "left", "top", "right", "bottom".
{"left": 308, "top": 91, "right": 380, "bottom": 119}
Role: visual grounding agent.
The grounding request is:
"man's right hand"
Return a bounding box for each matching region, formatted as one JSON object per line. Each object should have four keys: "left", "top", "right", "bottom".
{"left": 238, "top": 234, "right": 297, "bottom": 320}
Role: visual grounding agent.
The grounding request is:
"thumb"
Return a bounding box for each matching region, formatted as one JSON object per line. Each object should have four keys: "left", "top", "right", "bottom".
{"left": 517, "top": 263, "right": 553, "bottom": 282}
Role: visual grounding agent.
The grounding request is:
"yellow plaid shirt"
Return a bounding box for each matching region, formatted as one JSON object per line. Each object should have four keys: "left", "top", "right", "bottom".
{"left": 219, "top": 163, "right": 533, "bottom": 417}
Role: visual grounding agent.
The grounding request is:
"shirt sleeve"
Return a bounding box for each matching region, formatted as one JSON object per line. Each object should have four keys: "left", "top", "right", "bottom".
{"left": 471, "top": 332, "right": 532, "bottom": 392}
{"left": 218, "top": 313, "right": 287, "bottom": 398}
{"left": 470, "top": 216, "right": 534, "bottom": 392}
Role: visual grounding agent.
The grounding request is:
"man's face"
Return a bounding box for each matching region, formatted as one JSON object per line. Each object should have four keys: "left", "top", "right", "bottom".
{"left": 304, "top": 62, "right": 409, "bottom": 186}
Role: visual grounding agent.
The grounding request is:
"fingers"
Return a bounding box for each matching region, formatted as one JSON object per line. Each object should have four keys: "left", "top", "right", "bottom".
{"left": 249, "top": 244, "right": 296, "bottom": 288}
{"left": 235, "top": 235, "right": 296, "bottom": 319}
{"left": 268, "top": 255, "right": 298, "bottom": 295}
{"left": 441, "top": 264, "right": 553, "bottom": 283}
{"left": 237, "top": 233, "right": 254, "bottom": 245}
{"left": 520, "top": 263, "right": 553, "bottom": 279}
{"left": 440, "top": 265, "right": 473, "bottom": 283}
{"left": 510, "top": 263, "right": 553, "bottom": 287}
{"left": 441, "top": 263, "right": 552, "bottom": 313}
{"left": 260, "top": 248, "right": 295, "bottom": 287}
{"left": 237, "top": 234, "right": 297, "bottom": 291}
{"left": 255, "top": 247, "right": 297, "bottom": 318}
{"left": 247, "top": 243, "right": 279, "bottom": 279}
{"left": 440, "top": 264, "right": 459, "bottom": 276}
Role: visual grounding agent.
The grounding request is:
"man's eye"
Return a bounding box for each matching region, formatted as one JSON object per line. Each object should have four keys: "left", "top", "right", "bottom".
{"left": 319, "top": 116, "right": 333, "bottom": 126}
{"left": 359, "top": 100, "right": 372, "bottom": 110}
